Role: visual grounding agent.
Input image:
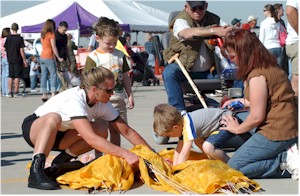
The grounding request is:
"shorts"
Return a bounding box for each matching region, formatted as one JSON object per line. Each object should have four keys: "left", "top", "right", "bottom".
{"left": 8, "top": 63, "right": 22, "bottom": 79}
{"left": 286, "top": 41, "right": 298, "bottom": 75}
{"left": 22, "top": 113, "right": 66, "bottom": 151}
{"left": 205, "top": 130, "right": 235, "bottom": 149}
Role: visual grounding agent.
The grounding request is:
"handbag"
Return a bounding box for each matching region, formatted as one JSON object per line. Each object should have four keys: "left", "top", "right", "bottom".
{"left": 279, "top": 23, "right": 288, "bottom": 47}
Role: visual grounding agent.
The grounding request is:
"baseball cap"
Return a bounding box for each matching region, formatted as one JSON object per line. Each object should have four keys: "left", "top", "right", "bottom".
{"left": 231, "top": 18, "right": 241, "bottom": 26}
{"left": 186, "top": 1, "right": 206, "bottom": 8}
{"left": 247, "top": 15, "right": 258, "bottom": 22}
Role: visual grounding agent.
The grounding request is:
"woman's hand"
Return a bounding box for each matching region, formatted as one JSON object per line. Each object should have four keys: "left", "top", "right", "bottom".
{"left": 124, "top": 151, "right": 140, "bottom": 171}
{"left": 221, "top": 99, "right": 236, "bottom": 110}
{"left": 219, "top": 114, "right": 240, "bottom": 134}
{"left": 58, "top": 57, "right": 64, "bottom": 62}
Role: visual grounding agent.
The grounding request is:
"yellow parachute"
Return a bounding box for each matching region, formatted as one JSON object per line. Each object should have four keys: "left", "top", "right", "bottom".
{"left": 56, "top": 145, "right": 261, "bottom": 194}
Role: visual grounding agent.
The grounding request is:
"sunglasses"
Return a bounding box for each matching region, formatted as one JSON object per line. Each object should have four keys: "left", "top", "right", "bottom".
{"left": 98, "top": 87, "right": 114, "bottom": 94}
{"left": 191, "top": 5, "right": 205, "bottom": 12}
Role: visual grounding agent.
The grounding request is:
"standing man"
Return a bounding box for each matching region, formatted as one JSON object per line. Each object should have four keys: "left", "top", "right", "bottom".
{"left": 55, "top": 21, "right": 69, "bottom": 92}
{"left": 162, "top": 1, "right": 232, "bottom": 112}
{"left": 247, "top": 15, "right": 260, "bottom": 36}
{"left": 285, "top": 0, "right": 298, "bottom": 97}
{"left": 4, "top": 23, "right": 28, "bottom": 97}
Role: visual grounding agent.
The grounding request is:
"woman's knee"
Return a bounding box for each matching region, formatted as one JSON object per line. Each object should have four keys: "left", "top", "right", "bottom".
{"left": 42, "top": 113, "right": 62, "bottom": 130}
{"left": 227, "top": 157, "right": 242, "bottom": 170}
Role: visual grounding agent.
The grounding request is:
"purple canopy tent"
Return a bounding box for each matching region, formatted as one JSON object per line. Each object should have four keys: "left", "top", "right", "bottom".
{"left": 21, "top": 2, "right": 130, "bottom": 36}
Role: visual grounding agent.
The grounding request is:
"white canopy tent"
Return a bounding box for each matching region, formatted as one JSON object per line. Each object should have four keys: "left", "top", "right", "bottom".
{"left": 0, "top": 0, "right": 169, "bottom": 37}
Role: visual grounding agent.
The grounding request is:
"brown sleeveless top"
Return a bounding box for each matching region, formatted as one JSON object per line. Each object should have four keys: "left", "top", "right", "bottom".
{"left": 244, "top": 66, "right": 298, "bottom": 141}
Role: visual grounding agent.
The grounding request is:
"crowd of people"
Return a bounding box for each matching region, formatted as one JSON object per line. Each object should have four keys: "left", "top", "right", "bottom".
{"left": 0, "top": 0, "right": 298, "bottom": 191}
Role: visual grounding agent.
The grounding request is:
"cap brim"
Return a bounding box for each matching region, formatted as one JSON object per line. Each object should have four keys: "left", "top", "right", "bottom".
{"left": 187, "top": 1, "right": 206, "bottom": 8}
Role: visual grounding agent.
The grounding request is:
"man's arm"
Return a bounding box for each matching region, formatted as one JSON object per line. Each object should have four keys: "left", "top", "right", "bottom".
{"left": 20, "top": 48, "right": 28, "bottom": 67}
{"left": 178, "top": 25, "right": 232, "bottom": 40}
{"left": 286, "top": 5, "right": 298, "bottom": 34}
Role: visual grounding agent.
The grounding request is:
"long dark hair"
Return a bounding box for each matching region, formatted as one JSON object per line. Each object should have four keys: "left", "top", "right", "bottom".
{"left": 1, "top": 27, "right": 10, "bottom": 38}
{"left": 221, "top": 29, "right": 277, "bottom": 80}
{"left": 264, "top": 4, "right": 279, "bottom": 22}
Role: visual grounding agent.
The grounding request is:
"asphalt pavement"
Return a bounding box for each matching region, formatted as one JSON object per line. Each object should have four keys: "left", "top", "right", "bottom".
{"left": 1, "top": 83, "right": 299, "bottom": 194}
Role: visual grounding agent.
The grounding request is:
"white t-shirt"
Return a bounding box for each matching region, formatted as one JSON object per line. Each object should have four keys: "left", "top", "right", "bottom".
{"left": 173, "top": 18, "right": 226, "bottom": 72}
{"left": 29, "top": 61, "right": 39, "bottom": 77}
{"left": 259, "top": 17, "right": 281, "bottom": 49}
{"left": 34, "top": 87, "right": 119, "bottom": 131}
{"left": 285, "top": 0, "right": 299, "bottom": 45}
{"left": 88, "top": 49, "right": 126, "bottom": 100}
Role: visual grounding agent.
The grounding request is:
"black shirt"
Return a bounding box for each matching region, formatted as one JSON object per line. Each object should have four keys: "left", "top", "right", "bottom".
{"left": 55, "top": 30, "right": 68, "bottom": 60}
{"left": 4, "top": 34, "right": 25, "bottom": 64}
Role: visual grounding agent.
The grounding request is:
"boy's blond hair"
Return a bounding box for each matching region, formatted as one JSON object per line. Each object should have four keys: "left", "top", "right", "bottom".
{"left": 153, "top": 104, "right": 182, "bottom": 135}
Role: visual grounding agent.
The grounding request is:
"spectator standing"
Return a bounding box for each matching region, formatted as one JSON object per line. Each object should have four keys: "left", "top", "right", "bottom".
{"left": 162, "top": 1, "right": 233, "bottom": 112}
{"left": 21, "top": 66, "right": 152, "bottom": 190}
{"left": 84, "top": 17, "right": 134, "bottom": 149}
{"left": 144, "top": 34, "right": 159, "bottom": 86}
{"left": 274, "top": 3, "right": 289, "bottom": 74}
{"left": 66, "top": 33, "right": 78, "bottom": 75}
{"left": 285, "top": 0, "right": 298, "bottom": 97}
{"left": 231, "top": 18, "right": 241, "bottom": 28}
{"left": 247, "top": 15, "right": 260, "bottom": 35}
{"left": 4, "top": 23, "right": 28, "bottom": 97}
{"left": 1, "top": 27, "right": 10, "bottom": 97}
{"left": 87, "top": 33, "right": 97, "bottom": 52}
{"left": 29, "top": 55, "right": 40, "bottom": 93}
{"left": 40, "top": 19, "right": 63, "bottom": 102}
{"left": 259, "top": 4, "right": 282, "bottom": 65}
{"left": 220, "top": 29, "right": 298, "bottom": 180}
{"left": 144, "top": 34, "right": 155, "bottom": 67}
{"left": 55, "top": 21, "right": 69, "bottom": 92}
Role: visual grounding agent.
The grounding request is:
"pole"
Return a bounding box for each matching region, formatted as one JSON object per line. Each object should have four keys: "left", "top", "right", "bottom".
{"left": 168, "top": 53, "right": 208, "bottom": 108}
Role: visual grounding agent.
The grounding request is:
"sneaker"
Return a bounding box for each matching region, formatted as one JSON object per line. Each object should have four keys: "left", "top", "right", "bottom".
{"left": 8, "top": 92, "right": 13, "bottom": 98}
{"left": 14, "top": 92, "right": 25, "bottom": 97}
{"left": 280, "top": 143, "right": 299, "bottom": 180}
{"left": 30, "top": 89, "right": 38, "bottom": 93}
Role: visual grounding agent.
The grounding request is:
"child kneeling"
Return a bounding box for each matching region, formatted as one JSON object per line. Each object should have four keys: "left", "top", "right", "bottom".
{"left": 153, "top": 104, "right": 237, "bottom": 166}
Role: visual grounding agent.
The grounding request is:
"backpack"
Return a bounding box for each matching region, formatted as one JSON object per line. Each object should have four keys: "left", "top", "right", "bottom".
{"left": 279, "top": 23, "right": 288, "bottom": 47}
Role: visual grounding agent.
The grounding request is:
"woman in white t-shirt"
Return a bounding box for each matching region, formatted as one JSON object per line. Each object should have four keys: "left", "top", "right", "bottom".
{"left": 21, "top": 66, "right": 152, "bottom": 190}
{"left": 259, "top": 4, "right": 282, "bottom": 65}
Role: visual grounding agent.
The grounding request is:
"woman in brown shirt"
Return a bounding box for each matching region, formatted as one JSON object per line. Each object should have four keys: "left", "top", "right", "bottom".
{"left": 219, "top": 29, "right": 298, "bottom": 180}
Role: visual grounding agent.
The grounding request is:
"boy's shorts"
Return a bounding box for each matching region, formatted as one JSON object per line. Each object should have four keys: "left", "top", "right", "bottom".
{"left": 205, "top": 130, "right": 235, "bottom": 149}
{"left": 22, "top": 113, "right": 66, "bottom": 151}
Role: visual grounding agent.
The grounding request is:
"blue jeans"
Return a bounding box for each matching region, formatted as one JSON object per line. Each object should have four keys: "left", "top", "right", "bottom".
{"left": 162, "top": 63, "right": 210, "bottom": 111}
{"left": 228, "top": 132, "right": 298, "bottom": 179}
{"left": 268, "top": 48, "right": 282, "bottom": 67}
{"left": 30, "top": 75, "right": 38, "bottom": 90}
{"left": 40, "top": 58, "right": 57, "bottom": 94}
{"left": 1, "top": 57, "right": 9, "bottom": 95}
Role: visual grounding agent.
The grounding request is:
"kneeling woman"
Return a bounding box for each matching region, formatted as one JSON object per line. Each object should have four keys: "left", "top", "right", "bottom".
{"left": 220, "top": 29, "right": 298, "bottom": 180}
{"left": 22, "top": 66, "right": 151, "bottom": 190}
